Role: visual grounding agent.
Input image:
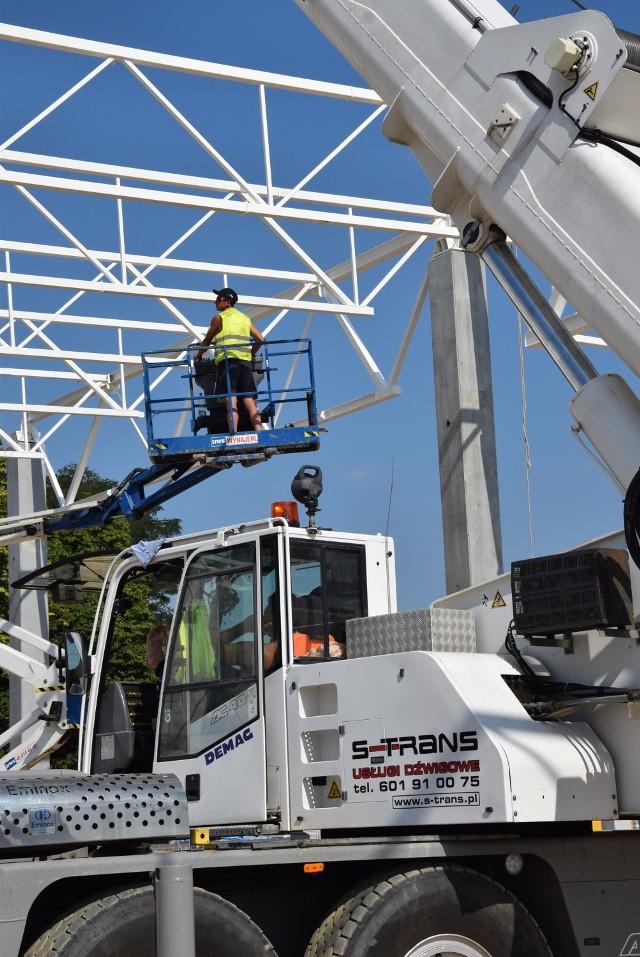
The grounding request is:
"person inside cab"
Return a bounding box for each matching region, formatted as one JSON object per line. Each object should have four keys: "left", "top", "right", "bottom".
{"left": 291, "top": 592, "right": 345, "bottom": 659}
{"left": 144, "top": 623, "right": 169, "bottom": 678}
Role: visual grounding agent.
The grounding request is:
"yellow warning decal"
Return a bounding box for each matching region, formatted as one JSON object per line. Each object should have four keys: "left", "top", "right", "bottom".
{"left": 327, "top": 780, "right": 342, "bottom": 800}
{"left": 492, "top": 591, "right": 507, "bottom": 609}
{"left": 583, "top": 81, "right": 598, "bottom": 101}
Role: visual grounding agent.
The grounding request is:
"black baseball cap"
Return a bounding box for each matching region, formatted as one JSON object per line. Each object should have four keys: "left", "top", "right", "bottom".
{"left": 212, "top": 287, "right": 238, "bottom": 305}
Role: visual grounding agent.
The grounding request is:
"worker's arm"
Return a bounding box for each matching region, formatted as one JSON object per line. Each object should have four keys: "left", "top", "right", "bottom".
{"left": 195, "top": 314, "right": 222, "bottom": 361}
{"left": 250, "top": 322, "right": 265, "bottom": 357}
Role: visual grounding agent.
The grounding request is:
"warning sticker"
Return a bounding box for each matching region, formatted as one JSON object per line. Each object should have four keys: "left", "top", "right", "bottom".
{"left": 583, "top": 81, "right": 598, "bottom": 102}
{"left": 492, "top": 591, "right": 506, "bottom": 609}
{"left": 327, "top": 780, "right": 342, "bottom": 800}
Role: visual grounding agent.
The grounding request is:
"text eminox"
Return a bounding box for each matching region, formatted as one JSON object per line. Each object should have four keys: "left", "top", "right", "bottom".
{"left": 352, "top": 731, "right": 478, "bottom": 760}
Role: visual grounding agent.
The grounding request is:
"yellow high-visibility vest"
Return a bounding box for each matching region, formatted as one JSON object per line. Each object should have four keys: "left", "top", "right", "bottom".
{"left": 214, "top": 307, "right": 252, "bottom": 364}
{"left": 174, "top": 598, "right": 216, "bottom": 683}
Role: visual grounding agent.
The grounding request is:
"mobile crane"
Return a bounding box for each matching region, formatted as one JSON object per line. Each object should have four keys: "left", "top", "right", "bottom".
{"left": 3, "top": 2, "right": 640, "bottom": 956}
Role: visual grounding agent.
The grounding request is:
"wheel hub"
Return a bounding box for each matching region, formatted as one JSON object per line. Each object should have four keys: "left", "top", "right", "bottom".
{"left": 404, "top": 936, "right": 493, "bottom": 957}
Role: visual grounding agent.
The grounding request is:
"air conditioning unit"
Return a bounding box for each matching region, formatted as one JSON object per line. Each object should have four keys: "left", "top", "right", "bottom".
{"left": 511, "top": 548, "right": 633, "bottom": 638}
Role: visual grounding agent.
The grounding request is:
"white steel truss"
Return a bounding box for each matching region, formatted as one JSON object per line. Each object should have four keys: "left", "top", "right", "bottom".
{"left": 0, "top": 22, "right": 458, "bottom": 504}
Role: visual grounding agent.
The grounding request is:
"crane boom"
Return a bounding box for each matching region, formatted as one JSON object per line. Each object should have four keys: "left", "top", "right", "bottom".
{"left": 294, "top": 2, "right": 640, "bottom": 372}
{"left": 295, "top": 0, "right": 640, "bottom": 520}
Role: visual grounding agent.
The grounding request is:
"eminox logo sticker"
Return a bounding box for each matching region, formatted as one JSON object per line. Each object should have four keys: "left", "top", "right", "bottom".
{"left": 226, "top": 433, "right": 259, "bottom": 446}
{"left": 352, "top": 731, "right": 478, "bottom": 761}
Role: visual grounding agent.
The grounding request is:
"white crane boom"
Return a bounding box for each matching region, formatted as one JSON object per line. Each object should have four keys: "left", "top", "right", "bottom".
{"left": 294, "top": 1, "right": 640, "bottom": 366}
{"left": 295, "top": 0, "right": 640, "bottom": 497}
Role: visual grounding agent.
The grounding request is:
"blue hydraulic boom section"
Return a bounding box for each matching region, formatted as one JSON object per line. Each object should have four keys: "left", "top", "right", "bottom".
{"left": 39, "top": 459, "right": 227, "bottom": 535}
{"left": 142, "top": 338, "right": 320, "bottom": 465}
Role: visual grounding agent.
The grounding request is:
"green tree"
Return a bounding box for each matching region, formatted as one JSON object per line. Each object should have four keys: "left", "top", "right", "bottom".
{"left": 45, "top": 465, "right": 181, "bottom": 664}
{"left": 1, "top": 461, "right": 182, "bottom": 764}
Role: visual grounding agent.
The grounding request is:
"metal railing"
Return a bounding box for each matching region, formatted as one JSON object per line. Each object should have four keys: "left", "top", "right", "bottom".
{"left": 142, "top": 339, "right": 317, "bottom": 451}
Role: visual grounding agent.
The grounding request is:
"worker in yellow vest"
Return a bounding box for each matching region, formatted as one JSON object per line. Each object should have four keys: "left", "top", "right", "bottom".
{"left": 144, "top": 601, "right": 216, "bottom": 683}
{"left": 195, "top": 287, "right": 265, "bottom": 432}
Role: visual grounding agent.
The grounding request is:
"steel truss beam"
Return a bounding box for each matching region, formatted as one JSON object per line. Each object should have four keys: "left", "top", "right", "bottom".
{"left": 0, "top": 21, "right": 456, "bottom": 503}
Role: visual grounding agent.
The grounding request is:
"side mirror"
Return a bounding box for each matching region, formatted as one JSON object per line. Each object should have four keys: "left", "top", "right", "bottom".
{"left": 64, "top": 631, "right": 86, "bottom": 696}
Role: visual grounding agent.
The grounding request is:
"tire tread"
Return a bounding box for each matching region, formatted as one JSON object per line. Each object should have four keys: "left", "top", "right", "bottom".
{"left": 24, "top": 885, "right": 277, "bottom": 957}
{"left": 305, "top": 864, "right": 552, "bottom": 957}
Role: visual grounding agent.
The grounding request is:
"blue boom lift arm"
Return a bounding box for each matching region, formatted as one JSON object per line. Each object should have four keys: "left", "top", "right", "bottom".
{"left": 0, "top": 337, "right": 320, "bottom": 544}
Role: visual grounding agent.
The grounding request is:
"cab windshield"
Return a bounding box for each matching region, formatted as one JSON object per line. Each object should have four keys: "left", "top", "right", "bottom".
{"left": 158, "top": 537, "right": 279, "bottom": 761}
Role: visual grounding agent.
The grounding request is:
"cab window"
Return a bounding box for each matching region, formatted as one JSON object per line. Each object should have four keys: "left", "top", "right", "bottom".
{"left": 158, "top": 542, "right": 259, "bottom": 760}
{"left": 289, "top": 541, "right": 366, "bottom": 660}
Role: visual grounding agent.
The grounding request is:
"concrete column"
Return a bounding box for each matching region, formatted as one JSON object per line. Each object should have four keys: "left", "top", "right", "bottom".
{"left": 7, "top": 442, "right": 49, "bottom": 744}
{"left": 428, "top": 247, "right": 503, "bottom": 593}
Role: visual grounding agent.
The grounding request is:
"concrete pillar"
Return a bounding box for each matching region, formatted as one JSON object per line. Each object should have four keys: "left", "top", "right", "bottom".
{"left": 428, "top": 246, "right": 503, "bottom": 593}
{"left": 7, "top": 441, "right": 49, "bottom": 744}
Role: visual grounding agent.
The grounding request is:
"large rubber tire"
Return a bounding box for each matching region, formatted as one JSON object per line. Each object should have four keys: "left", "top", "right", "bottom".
{"left": 306, "top": 865, "right": 552, "bottom": 957}
{"left": 24, "top": 885, "right": 278, "bottom": 957}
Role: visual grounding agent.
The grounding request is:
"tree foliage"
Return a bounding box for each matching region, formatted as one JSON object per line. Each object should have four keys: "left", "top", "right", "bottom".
{"left": 45, "top": 465, "right": 181, "bottom": 662}
{"left": 1, "top": 461, "right": 182, "bottom": 764}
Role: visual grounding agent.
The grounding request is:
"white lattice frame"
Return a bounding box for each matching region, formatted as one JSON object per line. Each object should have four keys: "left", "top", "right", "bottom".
{"left": 0, "top": 22, "right": 457, "bottom": 505}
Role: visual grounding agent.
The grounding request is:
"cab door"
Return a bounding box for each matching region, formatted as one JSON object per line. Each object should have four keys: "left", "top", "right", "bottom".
{"left": 154, "top": 540, "right": 267, "bottom": 825}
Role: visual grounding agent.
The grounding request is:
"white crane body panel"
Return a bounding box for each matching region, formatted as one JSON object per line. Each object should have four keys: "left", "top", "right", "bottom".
{"left": 283, "top": 652, "right": 616, "bottom": 829}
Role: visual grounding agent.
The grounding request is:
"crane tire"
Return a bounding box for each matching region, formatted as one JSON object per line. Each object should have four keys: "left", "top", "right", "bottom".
{"left": 24, "top": 884, "right": 278, "bottom": 957}
{"left": 305, "top": 864, "right": 552, "bottom": 957}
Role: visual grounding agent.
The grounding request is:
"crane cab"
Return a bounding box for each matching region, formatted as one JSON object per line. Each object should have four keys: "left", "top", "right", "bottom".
{"left": 81, "top": 513, "right": 396, "bottom": 831}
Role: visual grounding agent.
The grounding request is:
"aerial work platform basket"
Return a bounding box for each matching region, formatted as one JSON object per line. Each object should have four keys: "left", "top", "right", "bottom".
{"left": 142, "top": 339, "right": 320, "bottom": 465}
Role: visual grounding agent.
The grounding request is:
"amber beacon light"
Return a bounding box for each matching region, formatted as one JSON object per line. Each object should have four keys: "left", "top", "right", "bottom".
{"left": 271, "top": 501, "right": 300, "bottom": 526}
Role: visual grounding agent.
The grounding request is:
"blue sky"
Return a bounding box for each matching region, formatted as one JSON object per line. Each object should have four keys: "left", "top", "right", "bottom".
{"left": 0, "top": 0, "right": 638, "bottom": 612}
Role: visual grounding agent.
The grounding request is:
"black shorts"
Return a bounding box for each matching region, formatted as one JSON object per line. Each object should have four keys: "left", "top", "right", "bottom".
{"left": 216, "top": 359, "right": 256, "bottom": 398}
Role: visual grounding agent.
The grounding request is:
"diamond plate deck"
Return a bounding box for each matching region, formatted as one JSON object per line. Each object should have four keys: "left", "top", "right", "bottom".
{"left": 346, "top": 607, "right": 476, "bottom": 658}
